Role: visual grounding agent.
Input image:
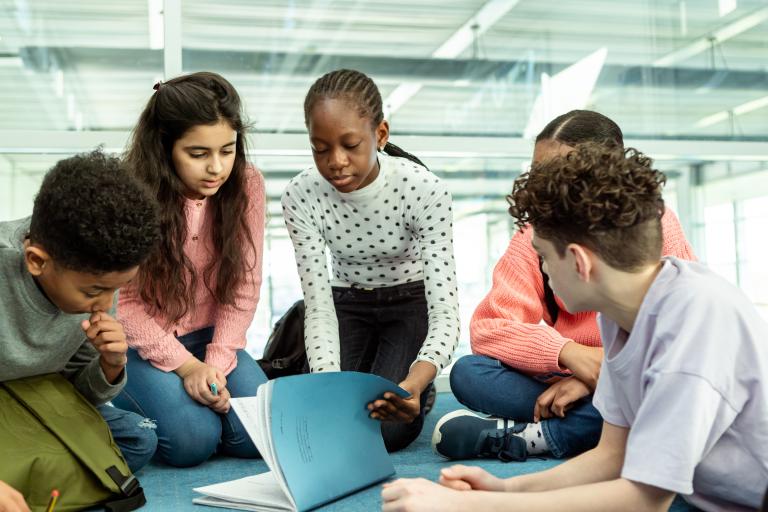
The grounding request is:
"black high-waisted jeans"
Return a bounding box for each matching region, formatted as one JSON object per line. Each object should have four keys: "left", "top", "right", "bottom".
{"left": 332, "top": 280, "right": 433, "bottom": 452}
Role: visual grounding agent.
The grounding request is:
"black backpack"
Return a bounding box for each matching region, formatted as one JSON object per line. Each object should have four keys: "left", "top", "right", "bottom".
{"left": 257, "top": 300, "right": 309, "bottom": 379}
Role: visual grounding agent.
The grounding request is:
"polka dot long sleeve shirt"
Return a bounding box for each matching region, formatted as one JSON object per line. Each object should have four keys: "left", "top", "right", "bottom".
{"left": 281, "top": 152, "right": 460, "bottom": 374}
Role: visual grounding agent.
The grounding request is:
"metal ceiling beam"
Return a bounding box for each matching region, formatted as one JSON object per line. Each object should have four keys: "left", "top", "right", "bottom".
{"left": 383, "top": 0, "right": 521, "bottom": 117}
{"left": 652, "top": 5, "right": 768, "bottom": 67}
{"left": 1, "top": 130, "right": 766, "bottom": 162}
{"left": 16, "top": 47, "right": 768, "bottom": 92}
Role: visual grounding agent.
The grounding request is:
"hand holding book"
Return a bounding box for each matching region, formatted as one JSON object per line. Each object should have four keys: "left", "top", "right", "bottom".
{"left": 368, "top": 360, "right": 437, "bottom": 423}
{"left": 367, "top": 383, "right": 419, "bottom": 422}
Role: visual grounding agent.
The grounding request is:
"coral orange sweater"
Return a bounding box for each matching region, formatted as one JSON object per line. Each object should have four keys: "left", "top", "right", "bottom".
{"left": 469, "top": 209, "right": 696, "bottom": 376}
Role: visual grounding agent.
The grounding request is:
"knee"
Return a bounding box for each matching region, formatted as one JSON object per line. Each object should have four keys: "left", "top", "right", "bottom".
{"left": 449, "top": 355, "right": 493, "bottom": 401}
{"left": 157, "top": 410, "right": 222, "bottom": 468}
{"left": 130, "top": 420, "right": 159, "bottom": 472}
{"left": 382, "top": 420, "right": 423, "bottom": 453}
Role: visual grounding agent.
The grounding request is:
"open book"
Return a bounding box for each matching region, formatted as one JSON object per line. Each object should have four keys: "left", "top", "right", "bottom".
{"left": 193, "top": 371, "right": 408, "bottom": 511}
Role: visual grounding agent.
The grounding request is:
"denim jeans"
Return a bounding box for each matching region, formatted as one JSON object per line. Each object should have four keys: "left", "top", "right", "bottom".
{"left": 333, "top": 281, "right": 433, "bottom": 453}
{"left": 449, "top": 354, "right": 602, "bottom": 458}
{"left": 97, "top": 404, "right": 158, "bottom": 473}
{"left": 112, "top": 326, "right": 267, "bottom": 467}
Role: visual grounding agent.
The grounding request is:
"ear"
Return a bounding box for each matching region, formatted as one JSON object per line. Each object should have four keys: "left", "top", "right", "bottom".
{"left": 375, "top": 120, "right": 390, "bottom": 150}
{"left": 24, "top": 244, "right": 51, "bottom": 277}
{"left": 568, "top": 243, "right": 594, "bottom": 283}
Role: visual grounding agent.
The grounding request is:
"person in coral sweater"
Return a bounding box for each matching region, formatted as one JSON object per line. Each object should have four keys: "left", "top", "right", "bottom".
{"left": 432, "top": 111, "right": 695, "bottom": 462}
{"left": 112, "top": 72, "right": 268, "bottom": 467}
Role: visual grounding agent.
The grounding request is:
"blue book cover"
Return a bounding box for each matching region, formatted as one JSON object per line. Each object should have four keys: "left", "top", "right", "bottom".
{"left": 195, "top": 372, "right": 409, "bottom": 511}
{"left": 270, "top": 372, "right": 408, "bottom": 511}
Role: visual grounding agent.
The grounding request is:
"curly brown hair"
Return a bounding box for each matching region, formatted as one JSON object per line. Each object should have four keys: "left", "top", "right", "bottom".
{"left": 507, "top": 143, "right": 667, "bottom": 271}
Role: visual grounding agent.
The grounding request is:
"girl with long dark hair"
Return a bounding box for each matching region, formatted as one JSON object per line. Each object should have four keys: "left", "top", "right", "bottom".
{"left": 113, "top": 72, "right": 267, "bottom": 467}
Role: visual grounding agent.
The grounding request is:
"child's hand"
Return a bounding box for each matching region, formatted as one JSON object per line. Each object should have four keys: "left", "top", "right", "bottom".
{"left": 438, "top": 465, "right": 504, "bottom": 492}
{"left": 81, "top": 312, "right": 128, "bottom": 383}
{"left": 533, "top": 376, "right": 591, "bottom": 422}
{"left": 382, "top": 478, "right": 461, "bottom": 512}
{"left": 558, "top": 342, "right": 603, "bottom": 390}
{"left": 208, "top": 386, "right": 231, "bottom": 414}
{"left": 368, "top": 381, "right": 421, "bottom": 423}
{"left": 0, "top": 481, "right": 30, "bottom": 512}
{"left": 175, "top": 358, "right": 227, "bottom": 408}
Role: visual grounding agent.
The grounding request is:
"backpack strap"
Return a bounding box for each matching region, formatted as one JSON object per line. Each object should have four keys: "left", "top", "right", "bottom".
{"left": 104, "top": 466, "right": 146, "bottom": 512}
{"left": 539, "top": 258, "right": 559, "bottom": 325}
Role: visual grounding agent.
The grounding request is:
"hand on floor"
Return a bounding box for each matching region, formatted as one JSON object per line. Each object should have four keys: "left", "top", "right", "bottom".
{"left": 382, "top": 478, "right": 461, "bottom": 512}
{"left": 438, "top": 465, "right": 505, "bottom": 492}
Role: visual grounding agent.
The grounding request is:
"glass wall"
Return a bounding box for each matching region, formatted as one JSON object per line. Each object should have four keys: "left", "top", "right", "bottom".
{"left": 1, "top": 0, "right": 767, "bottom": 359}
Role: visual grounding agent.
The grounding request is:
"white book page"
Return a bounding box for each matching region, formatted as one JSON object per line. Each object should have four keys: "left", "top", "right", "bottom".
{"left": 261, "top": 382, "right": 296, "bottom": 510}
{"left": 230, "top": 396, "right": 270, "bottom": 466}
{"left": 230, "top": 384, "right": 295, "bottom": 511}
{"left": 193, "top": 472, "right": 293, "bottom": 511}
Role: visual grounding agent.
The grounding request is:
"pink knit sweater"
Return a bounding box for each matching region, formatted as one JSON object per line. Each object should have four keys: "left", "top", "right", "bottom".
{"left": 117, "top": 168, "right": 266, "bottom": 375}
{"left": 469, "top": 209, "right": 696, "bottom": 376}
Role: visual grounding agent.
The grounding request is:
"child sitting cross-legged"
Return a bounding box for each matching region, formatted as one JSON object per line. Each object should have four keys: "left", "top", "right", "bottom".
{"left": 382, "top": 143, "right": 768, "bottom": 512}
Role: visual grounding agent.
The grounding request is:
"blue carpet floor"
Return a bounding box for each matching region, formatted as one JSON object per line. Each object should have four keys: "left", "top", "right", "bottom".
{"left": 135, "top": 393, "right": 694, "bottom": 511}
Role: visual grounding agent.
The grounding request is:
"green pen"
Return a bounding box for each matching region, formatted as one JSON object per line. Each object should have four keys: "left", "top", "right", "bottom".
{"left": 210, "top": 382, "right": 218, "bottom": 396}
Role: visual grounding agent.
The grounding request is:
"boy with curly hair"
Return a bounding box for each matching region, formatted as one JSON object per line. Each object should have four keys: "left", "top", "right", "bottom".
{"left": 0, "top": 150, "right": 161, "bottom": 488}
{"left": 382, "top": 144, "right": 768, "bottom": 512}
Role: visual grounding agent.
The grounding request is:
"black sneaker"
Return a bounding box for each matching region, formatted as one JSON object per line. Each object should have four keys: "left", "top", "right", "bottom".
{"left": 431, "top": 409, "right": 528, "bottom": 462}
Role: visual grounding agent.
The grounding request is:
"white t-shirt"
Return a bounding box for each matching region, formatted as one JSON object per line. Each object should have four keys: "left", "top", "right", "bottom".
{"left": 593, "top": 257, "right": 768, "bottom": 511}
{"left": 281, "top": 152, "right": 460, "bottom": 373}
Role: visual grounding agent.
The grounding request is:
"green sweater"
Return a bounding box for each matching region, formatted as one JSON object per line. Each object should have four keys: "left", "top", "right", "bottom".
{"left": 0, "top": 218, "right": 125, "bottom": 405}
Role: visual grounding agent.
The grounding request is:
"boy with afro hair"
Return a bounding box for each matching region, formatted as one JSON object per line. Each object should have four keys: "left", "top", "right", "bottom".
{"left": 0, "top": 150, "right": 161, "bottom": 510}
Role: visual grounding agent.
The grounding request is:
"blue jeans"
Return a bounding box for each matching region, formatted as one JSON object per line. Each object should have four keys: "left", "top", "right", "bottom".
{"left": 449, "top": 354, "right": 602, "bottom": 458}
{"left": 97, "top": 404, "right": 158, "bottom": 473}
{"left": 112, "top": 326, "right": 267, "bottom": 467}
{"left": 333, "top": 281, "right": 432, "bottom": 453}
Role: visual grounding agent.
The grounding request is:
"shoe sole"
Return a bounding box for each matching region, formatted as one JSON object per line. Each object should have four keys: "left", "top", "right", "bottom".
{"left": 431, "top": 409, "right": 485, "bottom": 459}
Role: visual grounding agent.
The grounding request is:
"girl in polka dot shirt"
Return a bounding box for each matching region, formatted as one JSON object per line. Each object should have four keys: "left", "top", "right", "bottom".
{"left": 282, "top": 69, "right": 460, "bottom": 452}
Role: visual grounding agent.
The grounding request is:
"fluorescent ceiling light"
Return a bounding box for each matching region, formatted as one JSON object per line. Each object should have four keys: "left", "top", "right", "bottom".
{"left": 383, "top": 0, "right": 520, "bottom": 118}
{"left": 696, "top": 111, "right": 730, "bottom": 128}
{"left": 148, "top": 0, "right": 164, "bottom": 50}
{"left": 54, "top": 69, "right": 64, "bottom": 98}
{"left": 679, "top": 0, "right": 688, "bottom": 36}
{"left": 433, "top": 0, "right": 521, "bottom": 59}
{"left": 523, "top": 47, "right": 608, "bottom": 139}
{"left": 719, "top": 0, "right": 737, "bottom": 17}
{"left": 695, "top": 94, "right": 768, "bottom": 127}
{"left": 383, "top": 83, "right": 424, "bottom": 119}
{"left": 66, "top": 94, "right": 76, "bottom": 120}
{"left": 653, "top": 6, "right": 768, "bottom": 67}
{"left": 733, "top": 95, "right": 768, "bottom": 115}
{"left": 0, "top": 56, "right": 23, "bottom": 67}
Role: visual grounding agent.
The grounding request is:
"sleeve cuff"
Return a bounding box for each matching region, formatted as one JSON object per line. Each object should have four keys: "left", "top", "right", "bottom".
{"left": 205, "top": 345, "right": 238, "bottom": 376}
{"left": 148, "top": 348, "right": 194, "bottom": 373}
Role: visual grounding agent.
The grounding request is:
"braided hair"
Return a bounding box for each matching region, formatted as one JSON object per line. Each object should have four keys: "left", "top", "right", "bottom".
{"left": 536, "top": 110, "right": 624, "bottom": 147}
{"left": 303, "top": 69, "right": 427, "bottom": 169}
